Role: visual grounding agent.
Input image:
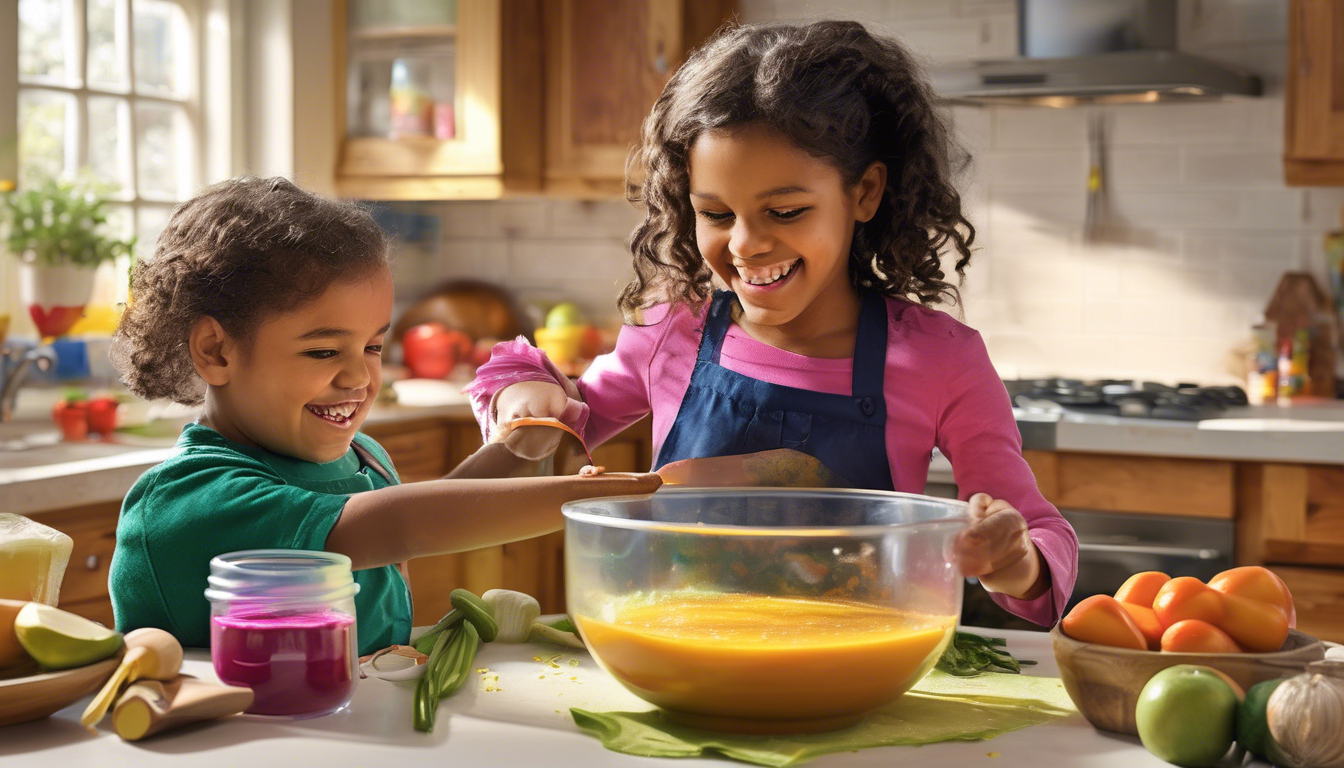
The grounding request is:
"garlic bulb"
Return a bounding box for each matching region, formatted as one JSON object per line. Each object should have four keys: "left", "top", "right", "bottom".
{"left": 481, "top": 589, "right": 541, "bottom": 643}
{"left": 1267, "top": 660, "right": 1344, "bottom": 768}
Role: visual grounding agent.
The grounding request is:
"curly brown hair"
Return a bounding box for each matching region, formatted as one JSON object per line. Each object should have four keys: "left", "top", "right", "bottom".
{"left": 110, "top": 176, "right": 389, "bottom": 405}
{"left": 621, "top": 20, "right": 975, "bottom": 321}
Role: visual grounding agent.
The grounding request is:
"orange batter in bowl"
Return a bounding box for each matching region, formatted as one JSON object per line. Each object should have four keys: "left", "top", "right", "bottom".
{"left": 577, "top": 592, "right": 956, "bottom": 733}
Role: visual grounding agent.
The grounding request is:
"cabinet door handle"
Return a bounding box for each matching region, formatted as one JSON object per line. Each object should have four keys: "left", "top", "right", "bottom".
{"left": 86, "top": 555, "right": 100, "bottom": 570}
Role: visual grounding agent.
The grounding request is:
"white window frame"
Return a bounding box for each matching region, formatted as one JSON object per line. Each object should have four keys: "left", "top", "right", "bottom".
{"left": 0, "top": 0, "right": 242, "bottom": 339}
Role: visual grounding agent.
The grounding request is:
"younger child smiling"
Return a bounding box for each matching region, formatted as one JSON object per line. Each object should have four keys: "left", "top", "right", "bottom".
{"left": 109, "top": 177, "right": 660, "bottom": 654}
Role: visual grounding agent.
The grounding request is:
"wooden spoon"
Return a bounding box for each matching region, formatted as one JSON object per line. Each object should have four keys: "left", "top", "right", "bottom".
{"left": 80, "top": 628, "right": 183, "bottom": 732}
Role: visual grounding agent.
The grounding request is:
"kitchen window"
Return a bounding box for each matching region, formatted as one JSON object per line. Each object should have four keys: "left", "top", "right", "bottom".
{"left": 1, "top": 0, "right": 236, "bottom": 335}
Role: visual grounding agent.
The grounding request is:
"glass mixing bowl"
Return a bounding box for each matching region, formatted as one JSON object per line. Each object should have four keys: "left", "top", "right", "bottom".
{"left": 563, "top": 488, "right": 971, "bottom": 734}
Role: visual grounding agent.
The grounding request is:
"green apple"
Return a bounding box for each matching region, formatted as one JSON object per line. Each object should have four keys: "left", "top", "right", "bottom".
{"left": 545, "top": 302, "right": 586, "bottom": 329}
{"left": 14, "top": 602, "right": 124, "bottom": 670}
{"left": 1136, "top": 664, "right": 1238, "bottom": 768}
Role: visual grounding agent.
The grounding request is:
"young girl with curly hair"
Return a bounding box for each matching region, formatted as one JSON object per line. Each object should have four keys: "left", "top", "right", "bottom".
{"left": 470, "top": 21, "right": 1077, "bottom": 625}
{"left": 109, "top": 177, "right": 660, "bottom": 654}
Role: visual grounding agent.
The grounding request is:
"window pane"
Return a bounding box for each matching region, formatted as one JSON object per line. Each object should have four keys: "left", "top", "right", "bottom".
{"left": 136, "top": 205, "right": 174, "bottom": 261}
{"left": 136, "top": 103, "right": 193, "bottom": 201}
{"left": 88, "top": 0, "right": 130, "bottom": 92}
{"left": 87, "top": 97, "right": 133, "bottom": 196}
{"left": 18, "top": 89, "right": 76, "bottom": 186}
{"left": 19, "top": 0, "right": 77, "bottom": 86}
{"left": 134, "top": 0, "right": 190, "bottom": 98}
{"left": 104, "top": 203, "right": 135, "bottom": 241}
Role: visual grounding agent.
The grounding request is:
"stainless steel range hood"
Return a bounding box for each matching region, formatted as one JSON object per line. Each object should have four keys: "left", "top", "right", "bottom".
{"left": 931, "top": 0, "right": 1262, "bottom": 107}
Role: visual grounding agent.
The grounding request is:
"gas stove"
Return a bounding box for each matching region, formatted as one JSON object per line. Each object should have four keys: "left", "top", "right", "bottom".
{"left": 1003, "top": 379, "right": 1249, "bottom": 422}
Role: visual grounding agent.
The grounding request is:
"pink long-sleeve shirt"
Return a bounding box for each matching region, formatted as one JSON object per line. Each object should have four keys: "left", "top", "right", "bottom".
{"left": 467, "top": 297, "right": 1077, "bottom": 625}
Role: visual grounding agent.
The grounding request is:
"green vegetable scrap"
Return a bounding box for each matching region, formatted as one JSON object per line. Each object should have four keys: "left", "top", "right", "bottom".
{"left": 413, "top": 592, "right": 490, "bottom": 733}
{"left": 450, "top": 588, "right": 499, "bottom": 643}
{"left": 936, "top": 631, "right": 1037, "bottom": 677}
{"left": 544, "top": 616, "right": 578, "bottom": 635}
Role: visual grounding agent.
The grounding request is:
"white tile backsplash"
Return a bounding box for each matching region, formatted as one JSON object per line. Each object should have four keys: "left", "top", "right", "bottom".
{"left": 397, "top": 0, "right": 1334, "bottom": 386}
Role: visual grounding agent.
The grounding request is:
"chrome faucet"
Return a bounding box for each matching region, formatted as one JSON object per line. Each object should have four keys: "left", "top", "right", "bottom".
{"left": 1, "top": 346, "right": 58, "bottom": 422}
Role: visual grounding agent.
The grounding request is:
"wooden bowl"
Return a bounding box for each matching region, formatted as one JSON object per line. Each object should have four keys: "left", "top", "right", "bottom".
{"left": 1051, "top": 626, "right": 1324, "bottom": 736}
{"left": 0, "top": 653, "right": 122, "bottom": 727}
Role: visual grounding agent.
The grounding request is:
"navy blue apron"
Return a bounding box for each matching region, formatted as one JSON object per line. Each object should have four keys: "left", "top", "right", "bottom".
{"left": 654, "top": 290, "right": 894, "bottom": 490}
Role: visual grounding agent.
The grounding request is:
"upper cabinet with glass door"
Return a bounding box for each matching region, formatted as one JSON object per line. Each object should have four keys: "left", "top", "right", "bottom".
{"left": 334, "top": 0, "right": 735, "bottom": 200}
{"left": 336, "top": 0, "right": 513, "bottom": 200}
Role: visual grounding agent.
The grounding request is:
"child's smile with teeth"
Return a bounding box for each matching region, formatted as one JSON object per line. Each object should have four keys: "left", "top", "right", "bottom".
{"left": 307, "top": 401, "right": 361, "bottom": 425}
{"left": 739, "top": 258, "right": 799, "bottom": 286}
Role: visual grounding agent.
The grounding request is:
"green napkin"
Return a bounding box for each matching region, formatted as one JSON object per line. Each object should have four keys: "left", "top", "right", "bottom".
{"left": 570, "top": 670, "right": 1077, "bottom": 767}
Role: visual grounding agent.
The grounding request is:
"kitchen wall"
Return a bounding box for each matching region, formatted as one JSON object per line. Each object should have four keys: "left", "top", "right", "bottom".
{"left": 403, "top": 0, "right": 1344, "bottom": 385}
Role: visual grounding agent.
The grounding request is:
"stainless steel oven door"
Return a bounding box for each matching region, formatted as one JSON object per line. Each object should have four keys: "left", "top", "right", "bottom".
{"left": 958, "top": 507, "right": 1235, "bottom": 631}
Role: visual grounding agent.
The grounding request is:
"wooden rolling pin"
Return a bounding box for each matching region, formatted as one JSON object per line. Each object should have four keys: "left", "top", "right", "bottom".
{"left": 112, "top": 676, "right": 253, "bottom": 741}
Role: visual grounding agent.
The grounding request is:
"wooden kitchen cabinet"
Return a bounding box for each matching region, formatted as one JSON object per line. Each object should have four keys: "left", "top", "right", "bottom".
{"left": 1285, "top": 0, "right": 1344, "bottom": 185}
{"left": 42, "top": 500, "right": 121, "bottom": 628}
{"left": 1022, "top": 450, "right": 1236, "bottom": 519}
{"left": 333, "top": 0, "right": 734, "bottom": 200}
{"left": 334, "top": 0, "right": 532, "bottom": 200}
{"left": 1235, "top": 462, "right": 1344, "bottom": 569}
{"left": 543, "top": 0, "right": 734, "bottom": 194}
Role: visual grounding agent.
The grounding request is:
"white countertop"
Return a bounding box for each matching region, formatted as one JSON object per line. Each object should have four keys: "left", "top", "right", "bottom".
{"left": 0, "top": 628, "right": 1259, "bottom": 767}
{"left": 1016, "top": 401, "right": 1344, "bottom": 465}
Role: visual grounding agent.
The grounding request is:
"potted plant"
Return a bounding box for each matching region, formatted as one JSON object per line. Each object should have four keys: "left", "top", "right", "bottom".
{"left": 0, "top": 177, "right": 135, "bottom": 338}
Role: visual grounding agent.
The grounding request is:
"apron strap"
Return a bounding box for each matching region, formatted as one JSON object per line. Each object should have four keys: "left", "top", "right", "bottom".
{"left": 697, "top": 291, "right": 738, "bottom": 364}
{"left": 850, "top": 291, "right": 888, "bottom": 401}
{"left": 351, "top": 439, "right": 395, "bottom": 483}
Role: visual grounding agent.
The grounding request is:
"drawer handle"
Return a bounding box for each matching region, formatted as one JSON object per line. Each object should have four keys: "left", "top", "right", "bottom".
{"left": 86, "top": 555, "right": 100, "bottom": 570}
{"left": 1078, "top": 542, "right": 1223, "bottom": 560}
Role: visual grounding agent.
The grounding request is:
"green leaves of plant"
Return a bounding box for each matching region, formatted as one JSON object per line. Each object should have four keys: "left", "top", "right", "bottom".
{"left": 0, "top": 177, "right": 135, "bottom": 267}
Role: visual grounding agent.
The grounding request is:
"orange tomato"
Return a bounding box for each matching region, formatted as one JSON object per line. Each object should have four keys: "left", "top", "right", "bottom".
{"left": 1061, "top": 594, "right": 1148, "bottom": 650}
{"left": 1160, "top": 619, "right": 1242, "bottom": 654}
{"left": 1115, "top": 571, "right": 1171, "bottom": 607}
{"left": 1217, "top": 592, "right": 1290, "bottom": 653}
{"left": 1119, "top": 602, "right": 1165, "bottom": 650}
{"left": 1153, "top": 577, "right": 1225, "bottom": 629}
{"left": 1208, "top": 566, "right": 1296, "bottom": 629}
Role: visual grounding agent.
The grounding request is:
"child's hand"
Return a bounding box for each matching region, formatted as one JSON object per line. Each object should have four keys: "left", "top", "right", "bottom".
{"left": 492, "top": 382, "right": 574, "bottom": 461}
{"left": 494, "top": 381, "right": 569, "bottom": 424}
{"left": 953, "top": 493, "right": 1049, "bottom": 601}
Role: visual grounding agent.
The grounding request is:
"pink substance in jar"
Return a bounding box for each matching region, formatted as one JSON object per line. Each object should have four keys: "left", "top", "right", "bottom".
{"left": 211, "top": 610, "right": 357, "bottom": 717}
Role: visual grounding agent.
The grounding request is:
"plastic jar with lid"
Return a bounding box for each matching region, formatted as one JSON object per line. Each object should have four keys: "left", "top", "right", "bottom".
{"left": 205, "top": 550, "right": 361, "bottom": 718}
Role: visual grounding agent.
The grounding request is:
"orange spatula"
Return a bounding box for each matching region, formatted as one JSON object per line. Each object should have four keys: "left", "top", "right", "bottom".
{"left": 446, "top": 417, "right": 596, "bottom": 479}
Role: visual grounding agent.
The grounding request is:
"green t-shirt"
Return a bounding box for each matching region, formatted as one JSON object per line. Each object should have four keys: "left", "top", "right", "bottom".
{"left": 110, "top": 422, "right": 412, "bottom": 656}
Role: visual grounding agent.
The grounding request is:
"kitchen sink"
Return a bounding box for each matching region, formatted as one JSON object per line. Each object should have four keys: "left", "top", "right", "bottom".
{"left": 0, "top": 418, "right": 175, "bottom": 470}
{"left": 0, "top": 419, "right": 63, "bottom": 450}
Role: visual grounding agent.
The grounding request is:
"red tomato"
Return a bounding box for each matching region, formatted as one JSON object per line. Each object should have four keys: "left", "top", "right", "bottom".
{"left": 86, "top": 397, "right": 118, "bottom": 435}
